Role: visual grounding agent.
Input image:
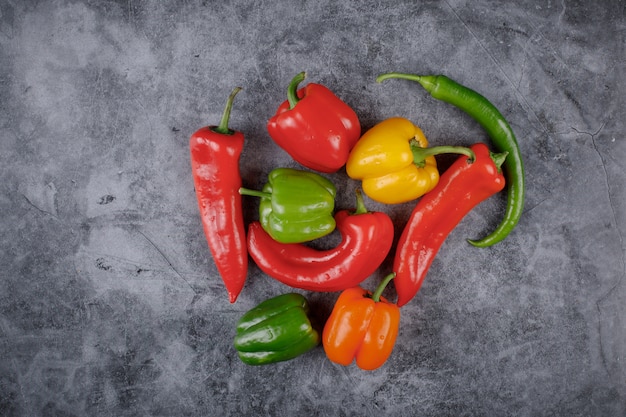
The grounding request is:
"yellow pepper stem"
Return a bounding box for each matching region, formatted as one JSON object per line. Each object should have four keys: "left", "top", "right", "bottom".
{"left": 410, "top": 140, "right": 476, "bottom": 167}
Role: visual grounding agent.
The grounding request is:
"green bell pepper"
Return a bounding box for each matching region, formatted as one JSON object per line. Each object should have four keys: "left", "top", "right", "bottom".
{"left": 240, "top": 168, "right": 337, "bottom": 243}
{"left": 234, "top": 293, "right": 320, "bottom": 365}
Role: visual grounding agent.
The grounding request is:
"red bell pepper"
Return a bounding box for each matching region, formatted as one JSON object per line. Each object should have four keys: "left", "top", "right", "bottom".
{"left": 267, "top": 72, "right": 361, "bottom": 173}
{"left": 189, "top": 87, "right": 247, "bottom": 303}
{"left": 393, "top": 143, "right": 507, "bottom": 307}
{"left": 247, "top": 190, "right": 394, "bottom": 292}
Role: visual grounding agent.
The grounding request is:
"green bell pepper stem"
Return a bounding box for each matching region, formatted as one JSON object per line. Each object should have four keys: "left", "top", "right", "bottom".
{"left": 371, "top": 272, "right": 396, "bottom": 302}
{"left": 239, "top": 188, "right": 271, "bottom": 199}
{"left": 410, "top": 140, "right": 476, "bottom": 167}
{"left": 287, "top": 71, "right": 307, "bottom": 109}
{"left": 211, "top": 86, "right": 242, "bottom": 135}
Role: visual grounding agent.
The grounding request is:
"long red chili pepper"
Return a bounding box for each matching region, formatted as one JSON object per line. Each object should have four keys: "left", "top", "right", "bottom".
{"left": 393, "top": 143, "right": 507, "bottom": 307}
{"left": 247, "top": 190, "right": 394, "bottom": 292}
{"left": 189, "top": 87, "right": 247, "bottom": 303}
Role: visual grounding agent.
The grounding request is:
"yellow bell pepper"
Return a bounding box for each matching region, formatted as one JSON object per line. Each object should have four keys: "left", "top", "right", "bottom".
{"left": 346, "top": 117, "right": 474, "bottom": 204}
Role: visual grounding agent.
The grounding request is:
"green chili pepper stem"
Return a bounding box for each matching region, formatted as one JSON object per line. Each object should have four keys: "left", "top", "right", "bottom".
{"left": 239, "top": 187, "right": 272, "bottom": 199}
{"left": 371, "top": 272, "right": 396, "bottom": 303}
{"left": 410, "top": 141, "right": 476, "bottom": 167}
{"left": 287, "top": 72, "right": 307, "bottom": 109}
{"left": 353, "top": 189, "right": 368, "bottom": 215}
{"left": 211, "top": 86, "right": 242, "bottom": 135}
{"left": 376, "top": 72, "right": 428, "bottom": 86}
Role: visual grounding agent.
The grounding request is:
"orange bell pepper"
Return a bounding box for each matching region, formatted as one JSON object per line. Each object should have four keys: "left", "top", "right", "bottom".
{"left": 322, "top": 273, "right": 400, "bottom": 370}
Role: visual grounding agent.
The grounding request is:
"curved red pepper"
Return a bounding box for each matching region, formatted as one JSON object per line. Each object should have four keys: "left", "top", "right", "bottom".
{"left": 189, "top": 87, "right": 247, "bottom": 303}
{"left": 267, "top": 72, "right": 361, "bottom": 173}
{"left": 393, "top": 143, "right": 507, "bottom": 307}
{"left": 247, "top": 191, "right": 394, "bottom": 292}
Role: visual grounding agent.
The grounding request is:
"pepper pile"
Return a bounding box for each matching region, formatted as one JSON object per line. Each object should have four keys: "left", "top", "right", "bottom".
{"left": 190, "top": 71, "right": 524, "bottom": 369}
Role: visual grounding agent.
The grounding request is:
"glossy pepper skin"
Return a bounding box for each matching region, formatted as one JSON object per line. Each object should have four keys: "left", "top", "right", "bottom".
{"left": 240, "top": 168, "right": 337, "bottom": 243}
{"left": 247, "top": 190, "right": 394, "bottom": 292}
{"left": 377, "top": 73, "right": 524, "bottom": 246}
{"left": 393, "top": 143, "right": 507, "bottom": 307}
{"left": 346, "top": 117, "right": 476, "bottom": 204}
{"left": 267, "top": 72, "right": 361, "bottom": 173}
{"left": 323, "top": 273, "right": 400, "bottom": 371}
{"left": 189, "top": 87, "right": 247, "bottom": 303}
{"left": 234, "top": 293, "right": 320, "bottom": 366}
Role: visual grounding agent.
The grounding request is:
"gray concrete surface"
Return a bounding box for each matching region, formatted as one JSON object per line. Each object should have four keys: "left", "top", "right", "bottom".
{"left": 1, "top": 0, "right": 625, "bottom": 415}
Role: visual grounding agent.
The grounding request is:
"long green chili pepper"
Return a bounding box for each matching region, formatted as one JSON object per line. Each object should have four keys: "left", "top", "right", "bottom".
{"left": 376, "top": 72, "right": 524, "bottom": 247}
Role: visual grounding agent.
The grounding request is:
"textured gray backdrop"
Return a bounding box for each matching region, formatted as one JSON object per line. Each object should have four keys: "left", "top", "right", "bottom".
{"left": 1, "top": 0, "right": 625, "bottom": 416}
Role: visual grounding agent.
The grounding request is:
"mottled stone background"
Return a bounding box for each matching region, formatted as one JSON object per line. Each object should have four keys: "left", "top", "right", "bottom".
{"left": 1, "top": 0, "right": 624, "bottom": 415}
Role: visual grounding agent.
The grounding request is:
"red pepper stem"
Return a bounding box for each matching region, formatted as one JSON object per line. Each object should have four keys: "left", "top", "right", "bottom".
{"left": 371, "top": 272, "right": 396, "bottom": 302}
{"left": 287, "top": 72, "right": 307, "bottom": 109}
{"left": 239, "top": 187, "right": 271, "bottom": 199}
{"left": 410, "top": 141, "right": 476, "bottom": 167}
{"left": 211, "top": 86, "right": 242, "bottom": 135}
{"left": 353, "top": 189, "right": 368, "bottom": 215}
{"left": 491, "top": 151, "right": 508, "bottom": 171}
